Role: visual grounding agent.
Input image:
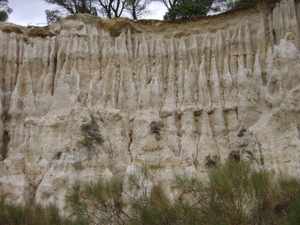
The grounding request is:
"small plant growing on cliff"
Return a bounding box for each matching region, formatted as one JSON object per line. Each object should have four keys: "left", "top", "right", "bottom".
{"left": 192, "top": 153, "right": 199, "bottom": 169}
{"left": 80, "top": 117, "right": 105, "bottom": 150}
{"left": 150, "top": 121, "right": 164, "bottom": 134}
{"left": 205, "top": 154, "right": 219, "bottom": 167}
{"left": 150, "top": 121, "right": 164, "bottom": 141}
{"left": 157, "top": 120, "right": 164, "bottom": 128}
{"left": 150, "top": 121, "right": 161, "bottom": 135}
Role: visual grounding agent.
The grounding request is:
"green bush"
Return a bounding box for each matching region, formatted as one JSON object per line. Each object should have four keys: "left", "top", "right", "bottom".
{"left": 2, "top": 161, "right": 300, "bottom": 225}
{"left": 80, "top": 118, "right": 105, "bottom": 150}
{"left": 67, "top": 179, "right": 125, "bottom": 225}
{"left": 0, "top": 196, "right": 85, "bottom": 225}
{"left": 67, "top": 161, "right": 300, "bottom": 225}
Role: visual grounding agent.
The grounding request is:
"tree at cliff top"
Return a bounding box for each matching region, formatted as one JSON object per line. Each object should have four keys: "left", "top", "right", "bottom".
{"left": 45, "top": 9, "right": 63, "bottom": 24}
{"left": 164, "top": 0, "right": 208, "bottom": 20}
{"left": 43, "top": 0, "right": 152, "bottom": 20}
{"left": 162, "top": 0, "right": 260, "bottom": 20}
{"left": 0, "top": 0, "right": 12, "bottom": 22}
{"left": 212, "top": 0, "right": 259, "bottom": 12}
{"left": 125, "top": 0, "right": 153, "bottom": 20}
{"left": 96, "top": 0, "right": 128, "bottom": 18}
{"left": 156, "top": 0, "right": 216, "bottom": 11}
{"left": 162, "top": 0, "right": 227, "bottom": 20}
{"left": 44, "top": 0, "right": 98, "bottom": 15}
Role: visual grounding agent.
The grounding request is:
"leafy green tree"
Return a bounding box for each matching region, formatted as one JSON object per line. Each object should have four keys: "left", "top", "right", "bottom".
{"left": 45, "top": 9, "right": 63, "bottom": 24}
{"left": 232, "top": 0, "right": 259, "bottom": 9}
{"left": 0, "top": 11, "right": 8, "bottom": 21}
{"left": 162, "top": 0, "right": 260, "bottom": 20}
{"left": 0, "top": 0, "right": 12, "bottom": 22}
{"left": 164, "top": 0, "right": 208, "bottom": 20}
{"left": 213, "top": 0, "right": 259, "bottom": 12}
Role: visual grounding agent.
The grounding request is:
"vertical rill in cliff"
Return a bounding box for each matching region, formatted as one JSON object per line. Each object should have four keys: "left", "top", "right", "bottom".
{"left": 0, "top": 0, "right": 300, "bottom": 210}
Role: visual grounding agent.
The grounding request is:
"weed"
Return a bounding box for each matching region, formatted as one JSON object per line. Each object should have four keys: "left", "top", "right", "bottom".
{"left": 150, "top": 121, "right": 164, "bottom": 138}
{"left": 80, "top": 118, "right": 105, "bottom": 150}
{"left": 192, "top": 153, "right": 199, "bottom": 169}
{"left": 205, "top": 154, "right": 219, "bottom": 167}
{"left": 157, "top": 120, "right": 164, "bottom": 128}
{"left": 150, "top": 121, "right": 161, "bottom": 135}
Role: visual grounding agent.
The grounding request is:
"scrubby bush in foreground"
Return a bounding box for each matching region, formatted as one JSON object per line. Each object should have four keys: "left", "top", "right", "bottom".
{"left": 68, "top": 161, "right": 300, "bottom": 225}
{"left": 1, "top": 161, "right": 300, "bottom": 224}
{"left": 0, "top": 196, "right": 87, "bottom": 225}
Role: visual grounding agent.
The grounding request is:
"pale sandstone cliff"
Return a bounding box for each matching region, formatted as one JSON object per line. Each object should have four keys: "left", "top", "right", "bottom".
{"left": 0, "top": 0, "right": 300, "bottom": 211}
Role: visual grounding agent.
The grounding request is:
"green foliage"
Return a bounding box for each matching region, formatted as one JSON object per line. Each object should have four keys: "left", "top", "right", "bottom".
{"left": 81, "top": 129, "right": 93, "bottom": 148}
{"left": 192, "top": 153, "right": 199, "bottom": 168}
{"left": 173, "top": 173, "right": 207, "bottom": 222}
{"left": 206, "top": 161, "right": 300, "bottom": 225}
{"left": 212, "top": 0, "right": 259, "bottom": 12}
{"left": 0, "top": 196, "right": 84, "bottom": 225}
{"left": 207, "top": 161, "right": 253, "bottom": 224}
{"left": 231, "top": 0, "right": 259, "bottom": 10}
{"left": 45, "top": 9, "right": 63, "bottom": 25}
{"left": 67, "top": 179, "right": 125, "bottom": 225}
{"left": 68, "top": 162, "right": 300, "bottom": 225}
{"left": 205, "top": 154, "right": 219, "bottom": 167}
{"left": 278, "top": 177, "right": 300, "bottom": 223}
{"left": 157, "top": 120, "right": 164, "bottom": 128}
{"left": 126, "top": 166, "right": 154, "bottom": 211}
{"left": 0, "top": 0, "right": 12, "bottom": 22}
{"left": 0, "top": 10, "right": 8, "bottom": 22}
{"left": 164, "top": 0, "right": 208, "bottom": 20}
{"left": 286, "top": 196, "right": 300, "bottom": 225}
{"left": 135, "top": 185, "right": 184, "bottom": 225}
{"left": 2, "top": 161, "right": 300, "bottom": 225}
{"left": 80, "top": 118, "right": 105, "bottom": 150}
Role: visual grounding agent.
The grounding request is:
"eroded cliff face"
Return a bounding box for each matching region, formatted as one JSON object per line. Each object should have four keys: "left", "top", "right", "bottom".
{"left": 0, "top": 0, "right": 300, "bottom": 210}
